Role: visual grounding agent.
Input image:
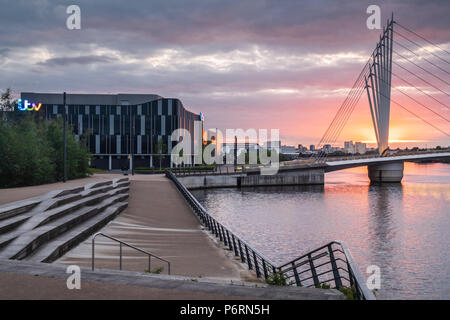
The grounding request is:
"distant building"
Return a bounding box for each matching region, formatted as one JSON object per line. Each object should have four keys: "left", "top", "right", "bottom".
{"left": 297, "top": 144, "right": 307, "bottom": 153}
{"left": 355, "top": 142, "right": 367, "bottom": 154}
{"left": 20, "top": 92, "right": 201, "bottom": 170}
{"left": 281, "top": 145, "right": 296, "bottom": 154}
{"left": 344, "top": 141, "right": 366, "bottom": 154}
{"left": 221, "top": 142, "right": 259, "bottom": 155}
{"left": 323, "top": 144, "right": 332, "bottom": 153}
{"left": 310, "top": 144, "right": 315, "bottom": 151}
{"left": 344, "top": 141, "right": 354, "bottom": 153}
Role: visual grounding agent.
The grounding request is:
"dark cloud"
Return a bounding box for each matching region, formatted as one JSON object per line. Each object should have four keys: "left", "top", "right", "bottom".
{"left": 0, "top": 0, "right": 448, "bottom": 146}
{"left": 37, "top": 55, "right": 117, "bottom": 66}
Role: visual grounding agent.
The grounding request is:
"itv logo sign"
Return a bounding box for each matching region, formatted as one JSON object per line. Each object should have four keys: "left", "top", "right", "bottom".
{"left": 17, "top": 99, "right": 42, "bottom": 111}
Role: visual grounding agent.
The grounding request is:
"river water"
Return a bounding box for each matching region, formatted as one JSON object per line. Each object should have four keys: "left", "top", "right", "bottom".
{"left": 191, "top": 162, "right": 450, "bottom": 299}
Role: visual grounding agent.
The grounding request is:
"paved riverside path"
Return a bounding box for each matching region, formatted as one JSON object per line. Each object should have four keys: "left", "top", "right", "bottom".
{"left": 56, "top": 174, "right": 251, "bottom": 281}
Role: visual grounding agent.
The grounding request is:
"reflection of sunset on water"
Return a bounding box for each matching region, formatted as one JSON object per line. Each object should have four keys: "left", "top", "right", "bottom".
{"left": 194, "top": 162, "right": 450, "bottom": 299}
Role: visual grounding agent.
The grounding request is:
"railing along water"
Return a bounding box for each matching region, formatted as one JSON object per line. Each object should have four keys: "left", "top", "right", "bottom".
{"left": 92, "top": 232, "right": 171, "bottom": 275}
{"left": 165, "top": 170, "right": 375, "bottom": 300}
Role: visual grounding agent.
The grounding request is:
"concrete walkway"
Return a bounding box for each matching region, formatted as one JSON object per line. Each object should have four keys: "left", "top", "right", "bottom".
{"left": 56, "top": 174, "right": 251, "bottom": 281}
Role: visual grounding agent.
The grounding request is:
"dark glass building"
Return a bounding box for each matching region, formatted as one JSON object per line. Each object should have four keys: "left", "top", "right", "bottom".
{"left": 20, "top": 93, "right": 201, "bottom": 170}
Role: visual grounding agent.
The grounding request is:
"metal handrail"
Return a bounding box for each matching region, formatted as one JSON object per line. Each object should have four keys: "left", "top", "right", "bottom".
{"left": 165, "top": 170, "right": 376, "bottom": 300}
{"left": 91, "top": 232, "right": 171, "bottom": 275}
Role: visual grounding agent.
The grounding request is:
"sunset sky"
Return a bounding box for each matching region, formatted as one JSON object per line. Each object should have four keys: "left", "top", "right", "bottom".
{"left": 1, "top": 0, "right": 449, "bottom": 148}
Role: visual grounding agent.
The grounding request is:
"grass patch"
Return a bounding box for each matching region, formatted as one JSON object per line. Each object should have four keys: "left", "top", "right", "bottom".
{"left": 88, "top": 167, "right": 109, "bottom": 174}
{"left": 145, "top": 267, "right": 164, "bottom": 274}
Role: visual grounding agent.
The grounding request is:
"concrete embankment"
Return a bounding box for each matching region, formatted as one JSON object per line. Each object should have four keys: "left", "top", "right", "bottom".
{"left": 0, "top": 259, "right": 344, "bottom": 300}
{"left": 177, "top": 168, "right": 324, "bottom": 189}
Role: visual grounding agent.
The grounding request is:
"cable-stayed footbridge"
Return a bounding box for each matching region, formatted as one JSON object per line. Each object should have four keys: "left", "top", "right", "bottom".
{"left": 307, "top": 14, "right": 450, "bottom": 182}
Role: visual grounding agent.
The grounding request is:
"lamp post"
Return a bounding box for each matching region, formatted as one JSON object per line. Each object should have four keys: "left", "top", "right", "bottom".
{"left": 63, "top": 92, "right": 67, "bottom": 182}
{"left": 132, "top": 115, "right": 135, "bottom": 175}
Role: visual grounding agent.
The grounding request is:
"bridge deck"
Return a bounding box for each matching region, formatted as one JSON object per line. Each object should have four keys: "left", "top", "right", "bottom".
{"left": 324, "top": 152, "right": 450, "bottom": 172}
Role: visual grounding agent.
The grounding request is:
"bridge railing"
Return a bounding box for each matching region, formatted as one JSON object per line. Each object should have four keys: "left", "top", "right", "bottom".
{"left": 165, "top": 170, "right": 375, "bottom": 300}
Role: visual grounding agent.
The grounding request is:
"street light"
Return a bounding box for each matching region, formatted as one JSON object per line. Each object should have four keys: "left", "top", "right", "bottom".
{"left": 63, "top": 92, "right": 67, "bottom": 182}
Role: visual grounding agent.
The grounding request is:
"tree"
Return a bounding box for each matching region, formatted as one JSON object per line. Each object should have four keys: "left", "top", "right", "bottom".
{"left": 0, "top": 88, "right": 20, "bottom": 123}
{"left": 0, "top": 88, "right": 91, "bottom": 188}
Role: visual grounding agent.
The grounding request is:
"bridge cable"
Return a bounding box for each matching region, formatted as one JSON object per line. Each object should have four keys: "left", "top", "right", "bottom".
{"left": 395, "top": 22, "right": 450, "bottom": 56}
{"left": 392, "top": 39, "right": 449, "bottom": 75}
{"left": 314, "top": 69, "right": 368, "bottom": 161}
{"left": 318, "top": 83, "right": 366, "bottom": 162}
{"left": 392, "top": 87, "right": 449, "bottom": 122}
{"left": 320, "top": 69, "right": 370, "bottom": 158}
{"left": 319, "top": 63, "right": 370, "bottom": 146}
{"left": 315, "top": 69, "right": 369, "bottom": 162}
{"left": 378, "top": 91, "right": 450, "bottom": 136}
{"left": 392, "top": 60, "right": 450, "bottom": 98}
{"left": 317, "top": 72, "right": 367, "bottom": 152}
{"left": 391, "top": 70, "right": 449, "bottom": 109}
{"left": 319, "top": 76, "right": 368, "bottom": 159}
{"left": 393, "top": 30, "right": 450, "bottom": 65}
{"left": 376, "top": 68, "right": 449, "bottom": 122}
{"left": 313, "top": 62, "right": 369, "bottom": 159}
{"left": 393, "top": 49, "right": 450, "bottom": 86}
{"left": 315, "top": 62, "right": 369, "bottom": 148}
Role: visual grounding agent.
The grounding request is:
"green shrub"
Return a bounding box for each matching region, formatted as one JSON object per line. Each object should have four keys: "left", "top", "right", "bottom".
{"left": 265, "top": 272, "right": 293, "bottom": 286}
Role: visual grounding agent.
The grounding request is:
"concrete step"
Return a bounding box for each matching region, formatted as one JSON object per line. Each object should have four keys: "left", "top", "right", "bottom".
{"left": 46, "top": 180, "right": 129, "bottom": 210}
{"left": 0, "top": 199, "right": 41, "bottom": 221}
{"left": 0, "top": 178, "right": 129, "bottom": 263}
{"left": 0, "top": 186, "right": 129, "bottom": 248}
{"left": 1, "top": 193, "right": 129, "bottom": 260}
{"left": 25, "top": 201, "right": 128, "bottom": 263}
{"left": 0, "top": 185, "right": 89, "bottom": 221}
{"left": 0, "top": 215, "right": 30, "bottom": 235}
{"left": 0, "top": 180, "right": 128, "bottom": 231}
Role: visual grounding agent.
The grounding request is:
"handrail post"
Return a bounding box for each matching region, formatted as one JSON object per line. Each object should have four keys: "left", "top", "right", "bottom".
{"left": 92, "top": 236, "right": 95, "bottom": 271}
{"left": 308, "top": 253, "right": 320, "bottom": 287}
{"left": 253, "top": 252, "right": 261, "bottom": 278}
{"left": 226, "top": 230, "right": 232, "bottom": 250}
{"left": 119, "top": 242, "right": 122, "bottom": 270}
{"left": 238, "top": 239, "right": 245, "bottom": 262}
{"left": 262, "top": 259, "right": 268, "bottom": 279}
{"left": 245, "top": 245, "right": 252, "bottom": 270}
{"left": 217, "top": 223, "right": 223, "bottom": 241}
{"left": 328, "top": 244, "right": 342, "bottom": 288}
{"left": 148, "top": 255, "right": 151, "bottom": 273}
{"left": 222, "top": 226, "right": 227, "bottom": 245}
{"left": 232, "top": 235, "right": 238, "bottom": 256}
{"left": 292, "top": 263, "right": 301, "bottom": 286}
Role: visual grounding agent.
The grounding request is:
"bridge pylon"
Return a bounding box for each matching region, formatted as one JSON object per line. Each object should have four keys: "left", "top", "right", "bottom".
{"left": 364, "top": 14, "right": 394, "bottom": 156}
